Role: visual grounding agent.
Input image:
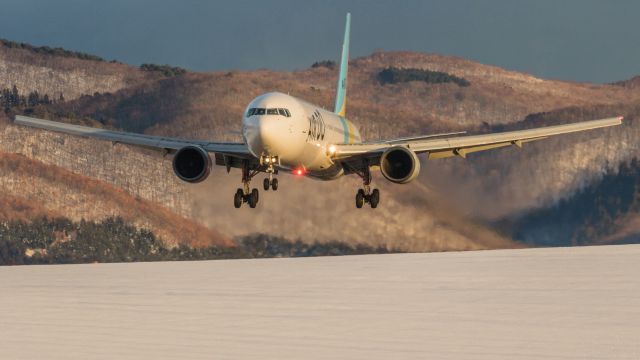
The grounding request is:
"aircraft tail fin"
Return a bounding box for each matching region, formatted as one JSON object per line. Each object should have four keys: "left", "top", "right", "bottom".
{"left": 333, "top": 13, "right": 350, "bottom": 117}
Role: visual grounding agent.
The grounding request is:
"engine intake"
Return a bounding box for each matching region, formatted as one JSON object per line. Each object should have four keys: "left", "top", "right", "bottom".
{"left": 380, "top": 146, "right": 421, "bottom": 184}
{"left": 172, "top": 146, "right": 212, "bottom": 183}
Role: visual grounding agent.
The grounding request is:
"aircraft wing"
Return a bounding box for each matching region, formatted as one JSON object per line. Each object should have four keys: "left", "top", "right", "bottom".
{"left": 332, "top": 116, "right": 623, "bottom": 161}
{"left": 14, "top": 115, "right": 253, "bottom": 158}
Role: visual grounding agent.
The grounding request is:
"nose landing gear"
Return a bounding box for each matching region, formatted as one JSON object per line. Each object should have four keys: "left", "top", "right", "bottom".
{"left": 261, "top": 155, "right": 279, "bottom": 191}
{"left": 263, "top": 177, "right": 278, "bottom": 191}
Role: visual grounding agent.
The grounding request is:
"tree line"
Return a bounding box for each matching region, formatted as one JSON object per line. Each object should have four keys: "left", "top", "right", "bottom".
{"left": 1, "top": 85, "right": 64, "bottom": 114}
{"left": 377, "top": 67, "right": 471, "bottom": 87}
{"left": 139, "top": 64, "right": 187, "bottom": 77}
{"left": 311, "top": 60, "right": 337, "bottom": 69}
{"left": 0, "top": 217, "right": 394, "bottom": 265}
{"left": 1, "top": 38, "right": 106, "bottom": 62}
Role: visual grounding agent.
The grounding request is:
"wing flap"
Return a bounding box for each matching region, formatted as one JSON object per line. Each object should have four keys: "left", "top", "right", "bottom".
{"left": 426, "top": 137, "right": 546, "bottom": 159}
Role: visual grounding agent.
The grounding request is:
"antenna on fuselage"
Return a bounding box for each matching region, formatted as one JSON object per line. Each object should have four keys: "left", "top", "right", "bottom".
{"left": 333, "top": 12, "right": 350, "bottom": 118}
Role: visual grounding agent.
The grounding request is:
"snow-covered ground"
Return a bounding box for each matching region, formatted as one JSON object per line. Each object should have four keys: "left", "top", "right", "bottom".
{"left": 1, "top": 245, "right": 639, "bottom": 359}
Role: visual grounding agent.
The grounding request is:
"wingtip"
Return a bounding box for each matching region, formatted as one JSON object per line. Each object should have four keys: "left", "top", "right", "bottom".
{"left": 618, "top": 116, "right": 624, "bottom": 123}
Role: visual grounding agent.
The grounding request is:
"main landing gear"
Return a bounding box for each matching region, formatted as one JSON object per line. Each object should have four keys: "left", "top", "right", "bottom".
{"left": 234, "top": 188, "right": 259, "bottom": 208}
{"left": 234, "top": 160, "right": 261, "bottom": 208}
{"left": 353, "top": 161, "right": 380, "bottom": 209}
{"left": 356, "top": 188, "right": 380, "bottom": 209}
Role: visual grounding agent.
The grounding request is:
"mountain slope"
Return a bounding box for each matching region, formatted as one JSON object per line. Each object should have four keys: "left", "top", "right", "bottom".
{"left": 501, "top": 157, "right": 640, "bottom": 246}
{"left": 0, "top": 151, "right": 231, "bottom": 248}
{"left": 0, "top": 40, "right": 153, "bottom": 101}
{"left": 2, "top": 39, "right": 640, "bottom": 251}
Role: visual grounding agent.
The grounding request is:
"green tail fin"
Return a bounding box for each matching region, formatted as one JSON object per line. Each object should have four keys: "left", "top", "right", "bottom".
{"left": 334, "top": 13, "right": 350, "bottom": 117}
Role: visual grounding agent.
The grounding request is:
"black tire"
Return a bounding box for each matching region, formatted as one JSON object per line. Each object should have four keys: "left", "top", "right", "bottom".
{"left": 355, "top": 191, "right": 364, "bottom": 208}
{"left": 357, "top": 189, "right": 365, "bottom": 197}
{"left": 370, "top": 188, "right": 380, "bottom": 208}
{"left": 249, "top": 188, "right": 259, "bottom": 208}
{"left": 263, "top": 178, "right": 270, "bottom": 191}
{"left": 234, "top": 189, "right": 243, "bottom": 208}
{"left": 271, "top": 178, "right": 278, "bottom": 191}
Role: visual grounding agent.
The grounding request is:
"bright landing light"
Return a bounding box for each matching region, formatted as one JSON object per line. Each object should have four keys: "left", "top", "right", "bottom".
{"left": 295, "top": 169, "right": 304, "bottom": 176}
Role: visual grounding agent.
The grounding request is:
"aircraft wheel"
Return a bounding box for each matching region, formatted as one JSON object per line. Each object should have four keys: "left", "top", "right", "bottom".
{"left": 234, "top": 189, "right": 243, "bottom": 208}
{"left": 249, "top": 188, "right": 259, "bottom": 208}
{"left": 355, "top": 191, "right": 364, "bottom": 209}
{"left": 263, "top": 178, "right": 270, "bottom": 191}
{"left": 370, "top": 189, "right": 380, "bottom": 208}
{"left": 271, "top": 178, "right": 278, "bottom": 191}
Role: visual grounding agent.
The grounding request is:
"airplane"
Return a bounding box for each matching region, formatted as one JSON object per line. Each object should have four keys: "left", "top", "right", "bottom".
{"left": 14, "top": 13, "right": 622, "bottom": 209}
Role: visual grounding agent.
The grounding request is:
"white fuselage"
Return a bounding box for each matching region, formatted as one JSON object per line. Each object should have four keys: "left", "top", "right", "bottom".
{"left": 242, "top": 92, "right": 362, "bottom": 180}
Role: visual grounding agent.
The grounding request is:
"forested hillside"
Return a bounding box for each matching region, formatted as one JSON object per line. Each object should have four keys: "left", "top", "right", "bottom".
{"left": 1, "top": 39, "right": 640, "bottom": 262}
{"left": 502, "top": 158, "right": 640, "bottom": 246}
{"left": 0, "top": 217, "right": 393, "bottom": 265}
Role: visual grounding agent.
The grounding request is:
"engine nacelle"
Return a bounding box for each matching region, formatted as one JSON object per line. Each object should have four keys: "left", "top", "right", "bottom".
{"left": 172, "top": 146, "right": 212, "bottom": 183}
{"left": 380, "top": 146, "right": 421, "bottom": 184}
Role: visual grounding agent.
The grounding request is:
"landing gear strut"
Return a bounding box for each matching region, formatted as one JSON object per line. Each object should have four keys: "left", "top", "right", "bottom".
{"left": 262, "top": 155, "right": 279, "bottom": 191}
{"left": 352, "top": 160, "right": 379, "bottom": 209}
{"left": 234, "top": 160, "right": 260, "bottom": 209}
{"left": 263, "top": 173, "right": 278, "bottom": 191}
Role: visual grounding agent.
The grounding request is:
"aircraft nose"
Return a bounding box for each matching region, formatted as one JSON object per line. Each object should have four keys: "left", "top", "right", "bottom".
{"left": 258, "top": 117, "right": 279, "bottom": 152}
{"left": 245, "top": 115, "right": 281, "bottom": 157}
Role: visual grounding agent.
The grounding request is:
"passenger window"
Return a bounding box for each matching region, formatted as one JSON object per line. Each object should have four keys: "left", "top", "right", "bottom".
{"left": 246, "top": 108, "right": 255, "bottom": 117}
{"left": 285, "top": 109, "right": 291, "bottom": 117}
{"left": 278, "top": 109, "right": 287, "bottom": 116}
{"left": 255, "top": 108, "right": 265, "bottom": 115}
{"left": 267, "top": 108, "right": 279, "bottom": 115}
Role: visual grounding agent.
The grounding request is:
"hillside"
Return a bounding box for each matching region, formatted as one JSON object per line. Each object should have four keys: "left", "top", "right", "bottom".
{"left": 48, "top": 51, "right": 640, "bottom": 138}
{"left": 0, "top": 39, "right": 154, "bottom": 101}
{"left": 500, "top": 157, "right": 640, "bottom": 246}
{"left": 2, "top": 39, "right": 640, "bottom": 254}
{"left": 0, "top": 217, "right": 393, "bottom": 265}
{"left": 0, "top": 151, "right": 230, "bottom": 248}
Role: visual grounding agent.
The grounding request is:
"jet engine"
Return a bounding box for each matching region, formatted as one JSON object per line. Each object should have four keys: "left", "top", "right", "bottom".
{"left": 172, "top": 146, "right": 212, "bottom": 183}
{"left": 379, "top": 146, "right": 421, "bottom": 184}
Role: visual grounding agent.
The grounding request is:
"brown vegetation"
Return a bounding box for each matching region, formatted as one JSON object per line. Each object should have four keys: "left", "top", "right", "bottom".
{"left": 0, "top": 152, "right": 231, "bottom": 248}
{"left": 0, "top": 193, "right": 61, "bottom": 221}
{"left": 0, "top": 44, "right": 155, "bottom": 100}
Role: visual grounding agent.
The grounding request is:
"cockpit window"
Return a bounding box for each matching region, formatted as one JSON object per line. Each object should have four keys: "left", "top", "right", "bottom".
{"left": 246, "top": 107, "right": 290, "bottom": 117}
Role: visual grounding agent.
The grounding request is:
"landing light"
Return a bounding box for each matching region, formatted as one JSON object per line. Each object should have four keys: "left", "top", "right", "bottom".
{"left": 262, "top": 155, "right": 278, "bottom": 165}
{"left": 328, "top": 145, "right": 337, "bottom": 154}
{"left": 295, "top": 169, "right": 304, "bottom": 176}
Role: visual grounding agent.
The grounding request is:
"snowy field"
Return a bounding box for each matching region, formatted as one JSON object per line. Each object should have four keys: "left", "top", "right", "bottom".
{"left": 1, "top": 245, "right": 639, "bottom": 359}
